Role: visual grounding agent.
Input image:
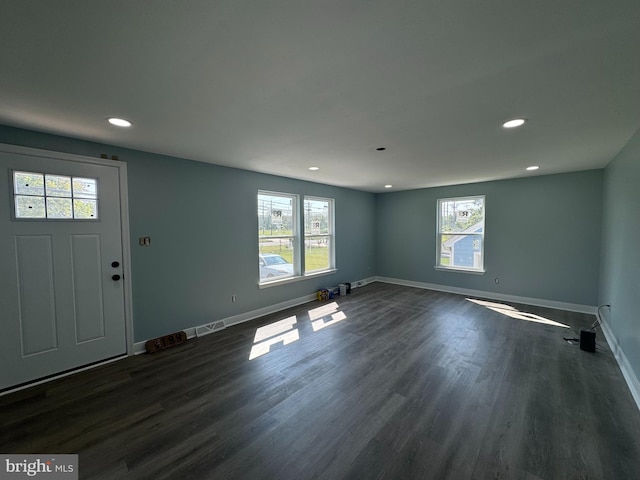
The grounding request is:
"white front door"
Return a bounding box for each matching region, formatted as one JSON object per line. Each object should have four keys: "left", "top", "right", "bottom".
{"left": 0, "top": 149, "right": 128, "bottom": 390}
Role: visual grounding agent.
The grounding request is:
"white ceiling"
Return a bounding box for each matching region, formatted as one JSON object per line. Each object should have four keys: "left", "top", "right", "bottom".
{"left": 1, "top": 1, "right": 639, "bottom": 192}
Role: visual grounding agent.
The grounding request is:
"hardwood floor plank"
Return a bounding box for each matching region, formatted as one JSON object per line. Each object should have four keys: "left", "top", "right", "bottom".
{"left": 1, "top": 283, "right": 639, "bottom": 479}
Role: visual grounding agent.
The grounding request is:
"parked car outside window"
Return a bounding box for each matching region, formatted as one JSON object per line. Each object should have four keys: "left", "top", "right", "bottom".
{"left": 259, "top": 253, "right": 294, "bottom": 279}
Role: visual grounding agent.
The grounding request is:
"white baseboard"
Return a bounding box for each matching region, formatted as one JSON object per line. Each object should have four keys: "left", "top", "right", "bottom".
{"left": 374, "top": 276, "right": 597, "bottom": 314}
{"left": 133, "top": 277, "right": 378, "bottom": 354}
{"left": 376, "top": 276, "right": 640, "bottom": 413}
{"left": 134, "top": 292, "right": 318, "bottom": 354}
{"left": 599, "top": 315, "right": 640, "bottom": 413}
{"left": 351, "top": 276, "right": 376, "bottom": 289}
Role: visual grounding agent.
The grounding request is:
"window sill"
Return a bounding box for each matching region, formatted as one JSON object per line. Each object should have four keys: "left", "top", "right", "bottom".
{"left": 259, "top": 268, "right": 337, "bottom": 289}
{"left": 304, "top": 268, "right": 337, "bottom": 279}
{"left": 433, "top": 266, "right": 485, "bottom": 275}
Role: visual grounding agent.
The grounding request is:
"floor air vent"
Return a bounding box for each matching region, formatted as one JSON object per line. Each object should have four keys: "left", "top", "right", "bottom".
{"left": 196, "top": 321, "right": 226, "bottom": 337}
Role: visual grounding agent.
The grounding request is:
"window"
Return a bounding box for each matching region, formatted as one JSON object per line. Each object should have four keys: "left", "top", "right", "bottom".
{"left": 13, "top": 170, "right": 98, "bottom": 220}
{"left": 258, "top": 191, "right": 298, "bottom": 282}
{"left": 437, "top": 195, "right": 485, "bottom": 272}
{"left": 257, "top": 191, "right": 336, "bottom": 285}
{"left": 304, "top": 196, "right": 334, "bottom": 273}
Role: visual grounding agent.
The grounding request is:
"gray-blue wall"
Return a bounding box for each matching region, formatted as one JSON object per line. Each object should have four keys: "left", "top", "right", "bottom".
{"left": 0, "top": 124, "right": 609, "bottom": 346}
{"left": 375, "top": 170, "right": 604, "bottom": 306}
{"left": 5, "top": 123, "right": 639, "bottom": 403}
{"left": 600, "top": 128, "right": 640, "bottom": 386}
{"left": 0, "top": 126, "right": 376, "bottom": 341}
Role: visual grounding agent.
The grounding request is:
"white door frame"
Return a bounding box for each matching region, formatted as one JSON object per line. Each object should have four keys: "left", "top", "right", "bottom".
{"left": 0, "top": 142, "right": 135, "bottom": 360}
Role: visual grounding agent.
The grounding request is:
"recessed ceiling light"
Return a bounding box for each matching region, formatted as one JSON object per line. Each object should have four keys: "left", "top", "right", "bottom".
{"left": 309, "top": 166, "right": 319, "bottom": 171}
{"left": 502, "top": 118, "right": 526, "bottom": 128}
{"left": 526, "top": 165, "right": 539, "bottom": 171}
{"left": 107, "top": 117, "right": 132, "bottom": 127}
{"left": 384, "top": 184, "right": 393, "bottom": 189}
{"left": 376, "top": 147, "right": 386, "bottom": 151}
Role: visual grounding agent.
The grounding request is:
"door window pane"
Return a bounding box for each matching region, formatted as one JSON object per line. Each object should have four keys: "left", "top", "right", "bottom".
{"left": 72, "top": 178, "right": 97, "bottom": 199}
{"left": 12, "top": 170, "right": 99, "bottom": 220}
{"left": 14, "top": 172, "right": 44, "bottom": 196}
{"left": 46, "top": 197, "right": 73, "bottom": 219}
{"left": 15, "top": 196, "right": 46, "bottom": 218}
{"left": 45, "top": 175, "right": 72, "bottom": 197}
{"left": 73, "top": 199, "right": 98, "bottom": 219}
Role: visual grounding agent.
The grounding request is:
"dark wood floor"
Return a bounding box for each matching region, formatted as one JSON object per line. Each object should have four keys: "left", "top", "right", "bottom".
{"left": 2, "top": 283, "right": 640, "bottom": 479}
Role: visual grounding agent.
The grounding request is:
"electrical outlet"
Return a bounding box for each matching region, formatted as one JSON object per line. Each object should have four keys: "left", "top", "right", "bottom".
{"left": 232, "top": 295, "right": 237, "bottom": 302}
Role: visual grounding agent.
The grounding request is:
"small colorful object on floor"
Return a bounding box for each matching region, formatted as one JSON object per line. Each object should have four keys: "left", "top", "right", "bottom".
{"left": 317, "top": 289, "right": 330, "bottom": 301}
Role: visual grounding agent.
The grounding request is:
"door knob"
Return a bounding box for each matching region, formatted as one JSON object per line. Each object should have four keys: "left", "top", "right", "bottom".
{"left": 112, "top": 274, "right": 121, "bottom": 281}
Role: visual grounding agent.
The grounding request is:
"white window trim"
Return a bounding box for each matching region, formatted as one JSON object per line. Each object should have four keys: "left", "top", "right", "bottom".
{"left": 433, "top": 266, "right": 485, "bottom": 275}
{"left": 258, "top": 268, "right": 338, "bottom": 289}
{"left": 303, "top": 195, "right": 335, "bottom": 274}
{"left": 258, "top": 192, "right": 337, "bottom": 286}
{"left": 436, "top": 195, "right": 485, "bottom": 274}
{"left": 258, "top": 190, "right": 300, "bottom": 284}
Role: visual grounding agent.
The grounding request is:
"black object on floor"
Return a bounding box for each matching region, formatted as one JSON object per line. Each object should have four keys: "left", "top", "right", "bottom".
{"left": 580, "top": 328, "right": 596, "bottom": 352}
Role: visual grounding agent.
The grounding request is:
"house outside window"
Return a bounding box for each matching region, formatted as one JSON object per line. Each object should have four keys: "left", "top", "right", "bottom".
{"left": 437, "top": 195, "right": 485, "bottom": 272}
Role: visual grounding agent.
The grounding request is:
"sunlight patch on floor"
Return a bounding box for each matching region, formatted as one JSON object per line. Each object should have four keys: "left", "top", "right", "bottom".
{"left": 466, "top": 298, "right": 570, "bottom": 328}
{"left": 249, "top": 315, "right": 299, "bottom": 360}
{"left": 312, "top": 311, "right": 347, "bottom": 332}
{"left": 308, "top": 302, "right": 340, "bottom": 320}
{"left": 307, "top": 302, "right": 348, "bottom": 331}
{"left": 253, "top": 315, "right": 298, "bottom": 342}
{"left": 249, "top": 302, "right": 349, "bottom": 359}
